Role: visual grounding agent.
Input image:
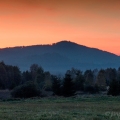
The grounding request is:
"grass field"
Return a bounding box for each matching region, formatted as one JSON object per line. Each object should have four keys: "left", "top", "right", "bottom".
{"left": 0, "top": 96, "right": 120, "bottom": 120}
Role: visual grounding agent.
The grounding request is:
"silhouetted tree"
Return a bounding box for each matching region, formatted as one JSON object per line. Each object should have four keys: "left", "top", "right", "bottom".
{"left": 84, "top": 70, "right": 94, "bottom": 86}
{"left": 96, "top": 69, "right": 106, "bottom": 90}
{"left": 62, "top": 74, "right": 75, "bottom": 97}
{"left": 107, "top": 79, "right": 120, "bottom": 96}
{"left": 22, "top": 70, "right": 32, "bottom": 84}
{"left": 0, "top": 62, "right": 22, "bottom": 89}
{"left": 117, "top": 67, "right": 120, "bottom": 82}
{"left": 30, "top": 64, "right": 39, "bottom": 80}
{"left": 12, "top": 66, "right": 21, "bottom": 87}
{"left": 105, "top": 68, "right": 117, "bottom": 86}
{"left": 44, "top": 72, "right": 52, "bottom": 91}
{"left": 52, "top": 75, "right": 62, "bottom": 95}
{"left": 74, "top": 70, "right": 85, "bottom": 91}
{"left": 0, "top": 63, "right": 7, "bottom": 89}
{"left": 35, "top": 67, "right": 45, "bottom": 90}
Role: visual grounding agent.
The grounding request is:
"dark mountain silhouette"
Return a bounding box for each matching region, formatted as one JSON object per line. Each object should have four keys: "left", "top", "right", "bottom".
{"left": 0, "top": 40, "right": 120, "bottom": 74}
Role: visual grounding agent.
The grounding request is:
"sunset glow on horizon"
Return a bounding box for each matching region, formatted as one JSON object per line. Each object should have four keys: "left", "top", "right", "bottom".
{"left": 0, "top": 0, "right": 120, "bottom": 55}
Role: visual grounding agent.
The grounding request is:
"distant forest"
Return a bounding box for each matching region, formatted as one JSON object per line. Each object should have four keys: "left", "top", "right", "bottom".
{"left": 0, "top": 61, "right": 120, "bottom": 98}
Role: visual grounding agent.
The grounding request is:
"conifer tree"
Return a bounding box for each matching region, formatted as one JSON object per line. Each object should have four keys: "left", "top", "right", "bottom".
{"left": 63, "top": 74, "right": 75, "bottom": 97}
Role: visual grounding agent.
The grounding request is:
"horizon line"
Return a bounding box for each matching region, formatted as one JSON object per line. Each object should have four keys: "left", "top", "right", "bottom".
{"left": 0, "top": 40, "right": 119, "bottom": 56}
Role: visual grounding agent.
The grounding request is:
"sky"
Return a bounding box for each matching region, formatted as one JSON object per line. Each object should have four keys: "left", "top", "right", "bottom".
{"left": 0, "top": 0, "right": 120, "bottom": 55}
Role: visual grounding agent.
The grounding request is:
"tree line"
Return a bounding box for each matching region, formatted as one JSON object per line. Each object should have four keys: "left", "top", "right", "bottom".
{"left": 0, "top": 61, "right": 120, "bottom": 98}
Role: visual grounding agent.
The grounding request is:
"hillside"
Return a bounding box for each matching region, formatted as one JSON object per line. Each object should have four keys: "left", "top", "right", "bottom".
{"left": 0, "top": 40, "right": 120, "bottom": 73}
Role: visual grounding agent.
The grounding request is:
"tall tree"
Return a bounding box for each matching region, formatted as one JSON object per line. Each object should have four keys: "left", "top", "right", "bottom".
{"left": 52, "top": 75, "right": 62, "bottom": 95}
{"left": 74, "top": 70, "right": 85, "bottom": 91}
{"left": 108, "top": 79, "right": 120, "bottom": 96}
{"left": 30, "top": 64, "right": 39, "bottom": 80}
{"left": 44, "top": 72, "right": 52, "bottom": 91}
{"left": 96, "top": 69, "right": 106, "bottom": 90}
{"left": 63, "top": 74, "right": 75, "bottom": 97}
{"left": 0, "top": 63, "right": 7, "bottom": 89}
{"left": 105, "top": 68, "right": 117, "bottom": 86}
{"left": 22, "top": 70, "right": 32, "bottom": 83}
{"left": 84, "top": 70, "right": 94, "bottom": 86}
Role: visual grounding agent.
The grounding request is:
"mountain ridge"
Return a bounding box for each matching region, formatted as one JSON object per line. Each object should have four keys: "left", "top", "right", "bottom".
{"left": 0, "top": 40, "right": 118, "bottom": 56}
{"left": 0, "top": 40, "right": 119, "bottom": 74}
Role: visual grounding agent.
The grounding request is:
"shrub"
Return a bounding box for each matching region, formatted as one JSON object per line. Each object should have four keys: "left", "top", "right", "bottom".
{"left": 84, "top": 85, "right": 99, "bottom": 94}
{"left": 11, "top": 82, "right": 41, "bottom": 98}
{"left": 107, "top": 79, "right": 120, "bottom": 96}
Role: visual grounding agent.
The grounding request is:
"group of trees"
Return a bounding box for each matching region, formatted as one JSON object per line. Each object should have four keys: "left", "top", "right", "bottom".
{"left": 0, "top": 61, "right": 21, "bottom": 89}
{"left": 0, "top": 61, "right": 120, "bottom": 98}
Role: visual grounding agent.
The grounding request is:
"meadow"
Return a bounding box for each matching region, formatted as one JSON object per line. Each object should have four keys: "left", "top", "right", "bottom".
{"left": 0, "top": 96, "right": 120, "bottom": 120}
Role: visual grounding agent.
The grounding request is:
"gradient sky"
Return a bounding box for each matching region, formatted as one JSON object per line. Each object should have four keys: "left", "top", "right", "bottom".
{"left": 0, "top": 0, "right": 120, "bottom": 55}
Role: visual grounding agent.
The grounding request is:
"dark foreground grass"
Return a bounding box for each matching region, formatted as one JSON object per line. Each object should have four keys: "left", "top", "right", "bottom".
{"left": 0, "top": 96, "right": 120, "bottom": 120}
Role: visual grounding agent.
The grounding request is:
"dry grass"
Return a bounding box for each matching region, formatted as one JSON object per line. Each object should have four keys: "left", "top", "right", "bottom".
{"left": 0, "top": 96, "right": 120, "bottom": 120}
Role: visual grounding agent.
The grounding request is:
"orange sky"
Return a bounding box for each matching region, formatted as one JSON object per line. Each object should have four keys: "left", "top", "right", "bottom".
{"left": 0, "top": 0, "right": 120, "bottom": 55}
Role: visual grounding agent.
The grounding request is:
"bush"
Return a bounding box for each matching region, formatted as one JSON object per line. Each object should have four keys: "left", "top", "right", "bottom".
{"left": 84, "top": 85, "right": 99, "bottom": 94}
{"left": 107, "top": 79, "right": 120, "bottom": 96}
{"left": 11, "top": 82, "right": 41, "bottom": 98}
